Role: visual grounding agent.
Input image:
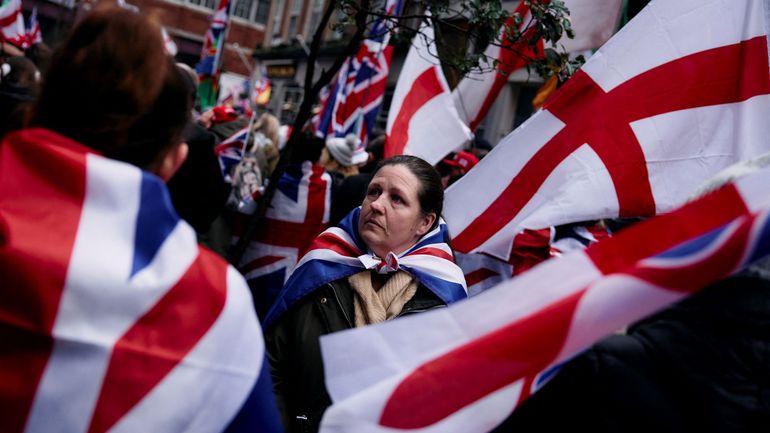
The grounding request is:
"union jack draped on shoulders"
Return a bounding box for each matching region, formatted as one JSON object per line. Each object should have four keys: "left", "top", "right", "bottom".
{"left": 311, "top": 0, "right": 404, "bottom": 145}
{"left": 0, "top": 128, "right": 282, "bottom": 433}
{"left": 263, "top": 207, "right": 467, "bottom": 327}
{"left": 235, "top": 161, "right": 332, "bottom": 320}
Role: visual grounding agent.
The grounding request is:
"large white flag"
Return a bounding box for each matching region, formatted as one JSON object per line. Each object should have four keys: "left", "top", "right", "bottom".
{"left": 384, "top": 12, "right": 472, "bottom": 165}
{"left": 452, "top": 0, "right": 623, "bottom": 131}
{"left": 446, "top": 0, "right": 770, "bottom": 260}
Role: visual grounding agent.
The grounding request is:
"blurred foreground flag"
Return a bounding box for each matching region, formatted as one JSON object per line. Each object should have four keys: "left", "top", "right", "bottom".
{"left": 0, "top": 0, "right": 25, "bottom": 48}
{"left": 384, "top": 11, "right": 472, "bottom": 165}
{"left": 0, "top": 129, "right": 282, "bottom": 433}
{"left": 319, "top": 156, "right": 770, "bottom": 433}
{"left": 446, "top": 0, "right": 770, "bottom": 260}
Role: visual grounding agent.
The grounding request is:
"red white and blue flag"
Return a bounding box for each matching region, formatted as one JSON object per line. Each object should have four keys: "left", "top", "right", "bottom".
{"left": 236, "top": 161, "right": 332, "bottom": 320}
{"left": 264, "top": 207, "right": 467, "bottom": 327}
{"left": 457, "top": 223, "right": 610, "bottom": 296}
{"left": 445, "top": 0, "right": 770, "bottom": 261}
{"left": 318, "top": 157, "right": 770, "bottom": 433}
{"left": 215, "top": 126, "right": 250, "bottom": 182}
{"left": 0, "top": 128, "right": 282, "bottom": 433}
{"left": 312, "top": 0, "right": 404, "bottom": 145}
{"left": 196, "top": 0, "right": 230, "bottom": 77}
{"left": 0, "top": 0, "right": 25, "bottom": 49}
{"left": 23, "top": 6, "right": 41, "bottom": 47}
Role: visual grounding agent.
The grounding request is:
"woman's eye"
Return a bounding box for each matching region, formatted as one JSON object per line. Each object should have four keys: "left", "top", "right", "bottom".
{"left": 367, "top": 188, "right": 380, "bottom": 197}
{"left": 392, "top": 195, "right": 402, "bottom": 204}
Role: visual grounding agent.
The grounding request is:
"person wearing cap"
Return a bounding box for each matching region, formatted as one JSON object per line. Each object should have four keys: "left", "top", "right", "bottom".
{"left": 321, "top": 133, "right": 368, "bottom": 178}
{"left": 440, "top": 150, "right": 479, "bottom": 188}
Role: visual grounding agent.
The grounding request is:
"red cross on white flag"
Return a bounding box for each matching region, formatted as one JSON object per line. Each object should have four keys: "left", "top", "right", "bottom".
{"left": 384, "top": 11, "right": 472, "bottom": 165}
{"left": 446, "top": 0, "right": 770, "bottom": 261}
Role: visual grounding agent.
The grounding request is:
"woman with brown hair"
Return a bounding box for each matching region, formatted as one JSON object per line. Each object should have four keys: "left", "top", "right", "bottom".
{"left": 0, "top": 7, "right": 280, "bottom": 432}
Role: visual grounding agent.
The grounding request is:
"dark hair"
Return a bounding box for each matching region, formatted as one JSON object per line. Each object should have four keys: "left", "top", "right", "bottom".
{"left": 30, "top": 7, "right": 190, "bottom": 169}
{"left": 290, "top": 130, "right": 325, "bottom": 164}
{"left": 372, "top": 155, "right": 443, "bottom": 224}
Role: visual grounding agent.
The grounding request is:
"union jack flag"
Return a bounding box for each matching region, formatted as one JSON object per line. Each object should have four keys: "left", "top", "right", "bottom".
{"left": 0, "top": 128, "right": 282, "bottom": 433}
{"left": 235, "top": 161, "right": 332, "bottom": 320}
{"left": 214, "top": 126, "right": 250, "bottom": 182}
{"left": 311, "top": 0, "right": 404, "bottom": 145}
{"left": 318, "top": 161, "right": 770, "bottom": 433}
{"left": 23, "top": 6, "right": 41, "bottom": 47}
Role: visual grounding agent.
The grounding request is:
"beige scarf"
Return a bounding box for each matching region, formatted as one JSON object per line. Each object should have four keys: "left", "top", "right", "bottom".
{"left": 348, "top": 270, "right": 418, "bottom": 327}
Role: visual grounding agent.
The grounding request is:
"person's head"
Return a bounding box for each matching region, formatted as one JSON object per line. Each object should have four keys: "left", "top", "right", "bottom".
{"left": 358, "top": 155, "right": 443, "bottom": 258}
{"left": 31, "top": 7, "right": 191, "bottom": 180}
{"left": 289, "top": 130, "right": 325, "bottom": 164}
{"left": 322, "top": 133, "right": 367, "bottom": 177}
{"left": 254, "top": 112, "right": 279, "bottom": 147}
{"left": 440, "top": 150, "right": 479, "bottom": 188}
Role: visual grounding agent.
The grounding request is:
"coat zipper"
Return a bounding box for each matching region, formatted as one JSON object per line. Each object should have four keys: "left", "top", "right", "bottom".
{"left": 328, "top": 283, "right": 354, "bottom": 328}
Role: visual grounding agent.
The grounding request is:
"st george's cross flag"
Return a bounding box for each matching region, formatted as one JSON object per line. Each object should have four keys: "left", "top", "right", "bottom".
{"left": 383, "top": 11, "right": 472, "bottom": 165}
{"left": 0, "top": 128, "right": 282, "bottom": 433}
{"left": 452, "top": 0, "right": 623, "bottom": 131}
{"left": 445, "top": 0, "right": 770, "bottom": 261}
{"left": 317, "top": 156, "right": 770, "bottom": 433}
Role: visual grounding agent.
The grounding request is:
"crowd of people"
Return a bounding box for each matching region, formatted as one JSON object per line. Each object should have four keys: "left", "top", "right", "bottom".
{"left": 2, "top": 6, "right": 770, "bottom": 433}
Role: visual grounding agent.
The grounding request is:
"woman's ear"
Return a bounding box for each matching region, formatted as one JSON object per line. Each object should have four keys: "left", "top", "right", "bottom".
{"left": 155, "top": 142, "right": 189, "bottom": 182}
{"left": 416, "top": 212, "right": 437, "bottom": 237}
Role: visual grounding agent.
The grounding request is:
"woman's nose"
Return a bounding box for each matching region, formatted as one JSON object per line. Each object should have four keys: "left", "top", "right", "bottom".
{"left": 370, "top": 195, "right": 386, "bottom": 212}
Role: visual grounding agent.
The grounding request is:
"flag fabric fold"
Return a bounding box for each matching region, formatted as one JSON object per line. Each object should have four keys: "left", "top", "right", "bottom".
{"left": 445, "top": 0, "right": 770, "bottom": 261}
{"left": 383, "top": 11, "right": 472, "bottom": 165}
{"left": 235, "top": 161, "right": 332, "bottom": 320}
{"left": 318, "top": 160, "right": 770, "bottom": 433}
{"left": 0, "top": 128, "right": 282, "bottom": 433}
{"left": 0, "top": 0, "right": 25, "bottom": 49}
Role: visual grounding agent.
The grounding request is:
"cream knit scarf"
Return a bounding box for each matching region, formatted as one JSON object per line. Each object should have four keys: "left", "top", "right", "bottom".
{"left": 348, "top": 270, "right": 418, "bottom": 327}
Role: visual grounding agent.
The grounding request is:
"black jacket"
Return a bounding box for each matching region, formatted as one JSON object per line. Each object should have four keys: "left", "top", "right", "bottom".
{"left": 495, "top": 265, "right": 770, "bottom": 433}
{"left": 266, "top": 273, "right": 446, "bottom": 433}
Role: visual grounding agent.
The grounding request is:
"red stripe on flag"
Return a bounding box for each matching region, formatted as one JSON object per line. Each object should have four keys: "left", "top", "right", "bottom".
{"left": 0, "top": 9, "right": 19, "bottom": 28}
{"left": 239, "top": 255, "right": 284, "bottom": 275}
{"left": 469, "top": 1, "right": 542, "bottom": 131}
{"left": 312, "top": 232, "right": 362, "bottom": 258}
{"left": 385, "top": 67, "right": 445, "bottom": 157}
{"left": 464, "top": 268, "right": 500, "bottom": 288}
{"left": 379, "top": 288, "right": 585, "bottom": 429}
{"left": 87, "top": 248, "right": 228, "bottom": 433}
{"left": 0, "top": 129, "right": 88, "bottom": 433}
{"left": 587, "top": 184, "right": 748, "bottom": 275}
{"left": 453, "top": 37, "right": 770, "bottom": 254}
{"left": 627, "top": 213, "right": 753, "bottom": 292}
{"left": 409, "top": 246, "right": 454, "bottom": 261}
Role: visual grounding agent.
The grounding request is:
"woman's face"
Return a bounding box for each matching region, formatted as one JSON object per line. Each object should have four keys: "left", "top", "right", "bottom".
{"left": 358, "top": 164, "right": 436, "bottom": 258}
